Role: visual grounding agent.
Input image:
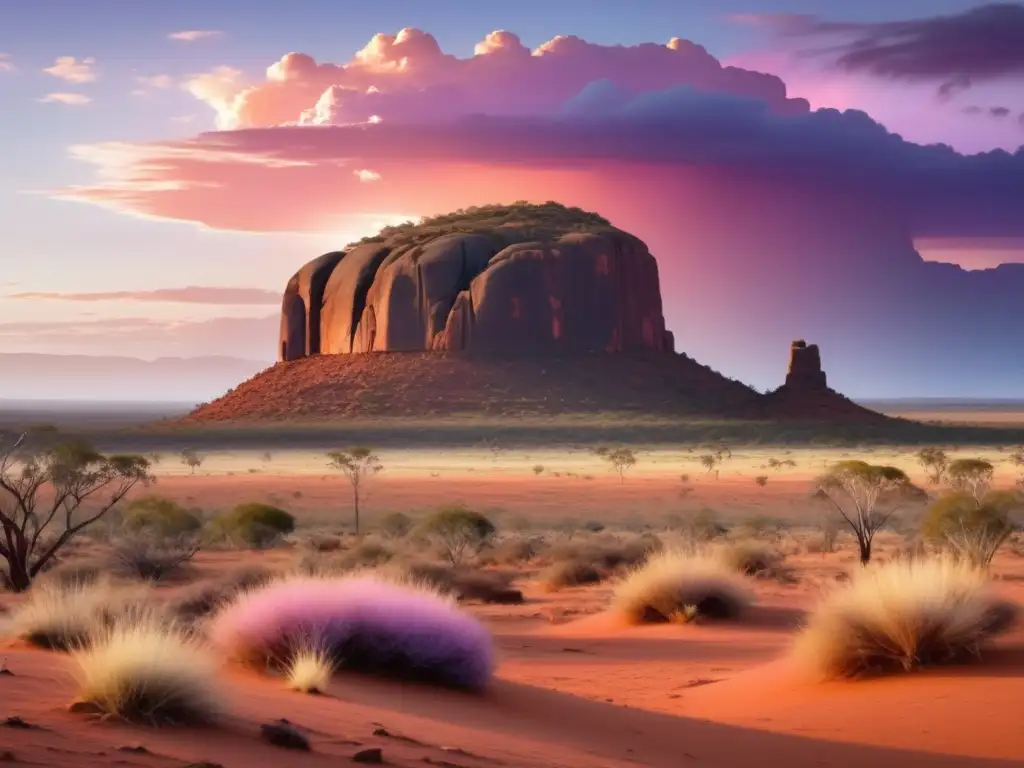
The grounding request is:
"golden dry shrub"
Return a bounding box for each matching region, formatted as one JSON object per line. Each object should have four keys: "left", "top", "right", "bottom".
{"left": 793, "top": 555, "right": 1018, "bottom": 678}
{"left": 612, "top": 550, "right": 754, "bottom": 623}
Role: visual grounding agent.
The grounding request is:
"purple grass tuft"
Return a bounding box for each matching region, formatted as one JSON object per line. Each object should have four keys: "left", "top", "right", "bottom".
{"left": 208, "top": 575, "right": 495, "bottom": 690}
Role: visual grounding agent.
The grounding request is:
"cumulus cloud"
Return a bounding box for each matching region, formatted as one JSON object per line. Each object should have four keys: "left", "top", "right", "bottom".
{"left": 38, "top": 92, "right": 91, "bottom": 105}
{"left": 743, "top": 3, "right": 1024, "bottom": 96}
{"left": 182, "top": 27, "right": 807, "bottom": 129}
{"left": 8, "top": 286, "right": 280, "bottom": 305}
{"left": 168, "top": 30, "right": 223, "bottom": 42}
{"left": 43, "top": 55, "right": 96, "bottom": 83}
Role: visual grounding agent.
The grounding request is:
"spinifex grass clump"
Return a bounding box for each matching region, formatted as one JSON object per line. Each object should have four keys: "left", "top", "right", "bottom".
{"left": 209, "top": 574, "right": 494, "bottom": 690}
{"left": 71, "top": 615, "right": 224, "bottom": 725}
{"left": 612, "top": 550, "right": 754, "bottom": 624}
{"left": 793, "top": 555, "right": 1019, "bottom": 678}
{"left": 5, "top": 580, "right": 154, "bottom": 651}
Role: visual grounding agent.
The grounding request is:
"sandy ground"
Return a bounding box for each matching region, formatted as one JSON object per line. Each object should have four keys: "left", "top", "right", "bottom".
{"left": 2, "top": 547, "right": 1022, "bottom": 768}
{"left": 135, "top": 444, "right": 1024, "bottom": 528}
{"left": 2, "top": 444, "right": 1024, "bottom": 767}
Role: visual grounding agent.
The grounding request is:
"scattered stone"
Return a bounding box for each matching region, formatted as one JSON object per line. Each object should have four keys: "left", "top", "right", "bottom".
{"left": 352, "top": 747, "right": 383, "bottom": 763}
{"left": 372, "top": 727, "right": 424, "bottom": 745}
{"left": 0, "top": 669, "right": 12, "bottom": 677}
{"left": 0, "top": 751, "right": 15, "bottom": 762}
{"left": 183, "top": 763, "right": 224, "bottom": 768}
{"left": 117, "top": 745, "right": 150, "bottom": 754}
{"left": 69, "top": 701, "right": 104, "bottom": 716}
{"left": 260, "top": 721, "right": 310, "bottom": 751}
{"left": 2, "top": 717, "right": 36, "bottom": 729}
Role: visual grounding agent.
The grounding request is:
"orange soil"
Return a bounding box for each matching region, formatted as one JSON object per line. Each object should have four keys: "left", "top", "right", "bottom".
{"left": 4, "top": 460, "right": 1024, "bottom": 767}
{"left": 3, "top": 551, "right": 1023, "bottom": 768}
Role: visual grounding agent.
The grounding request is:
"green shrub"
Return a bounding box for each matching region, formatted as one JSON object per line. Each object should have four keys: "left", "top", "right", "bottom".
{"left": 211, "top": 503, "right": 295, "bottom": 548}
{"left": 123, "top": 497, "right": 202, "bottom": 537}
{"left": 420, "top": 504, "right": 496, "bottom": 566}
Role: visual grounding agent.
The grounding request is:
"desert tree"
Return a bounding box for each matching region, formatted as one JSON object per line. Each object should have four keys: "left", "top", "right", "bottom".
{"left": 813, "top": 460, "right": 923, "bottom": 565}
{"left": 0, "top": 430, "right": 151, "bottom": 592}
{"left": 946, "top": 458, "right": 994, "bottom": 503}
{"left": 915, "top": 447, "right": 949, "bottom": 486}
{"left": 754, "top": 475, "right": 768, "bottom": 487}
{"left": 326, "top": 446, "right": 383, "bottom": 535}
{"left": 180, "top": 449, "right": 204, "bottom": 475}
{"left": 922, "top": 489, "right": 1019, "bottom": 568}
{"left": 532, "top": 465, "right": 545, "bottom": 477}
{"left": 593, "top": 446, "right": 636, "bottom": 483}
{"left": 1007, "top": 447, "right": 1024, "bottom": 489}
{"left": 421, "top": 504, "right": 496, "bottom": 566}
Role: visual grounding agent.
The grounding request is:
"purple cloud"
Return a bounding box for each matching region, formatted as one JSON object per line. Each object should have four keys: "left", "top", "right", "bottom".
{"left": 747, "top": 3, "right": 1024, "bottom": 95}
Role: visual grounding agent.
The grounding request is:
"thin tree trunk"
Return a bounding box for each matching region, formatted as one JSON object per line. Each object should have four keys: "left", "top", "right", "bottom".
{"left": 353, "top": 486, "right": 360, "bottom": 535}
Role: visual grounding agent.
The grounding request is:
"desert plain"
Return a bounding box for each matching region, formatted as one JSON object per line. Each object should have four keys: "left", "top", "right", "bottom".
{"left": 1, "top": 406, "right": 1023, "bottom": 768}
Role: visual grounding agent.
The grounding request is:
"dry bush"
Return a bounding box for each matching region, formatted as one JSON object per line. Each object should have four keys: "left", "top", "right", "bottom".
{"left": 793, "top": 555, "right": 1019, "bottom": 678}
{"left": 296, "top": 537, "right": 395, "bottom": 576}
{"left": 110, "top": 536, "right": 199, "bottom": 582}
{"left": 70, "top": 615, "right": 223, "bottom": 724}
{"left": 487, "top": 535, "right": 547, "bottom": 565}
{"left": 34, "top": 559, "right": 105, "bottom": 589}
{"left": 5, "top": 580, "right": 156, "bottom": 650}
{"left": 169, "top": 567, "right": 275, "bottom": 622}
{"left": 712, "top": 541, "right": 792, "bottom": 581}
{"left": 612, "top": 550, "right": 754, "bottom": 624}
{"left": 540, "top": 559, "right": 603, "bottom": 591}
{"left": 386, "top": 561, "right": 524, "bottom": 604}
{"left": 286, "top": 645, "right": 334, "bottom": 694}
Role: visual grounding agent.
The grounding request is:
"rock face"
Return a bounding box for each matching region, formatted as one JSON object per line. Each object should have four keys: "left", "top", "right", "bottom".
{"left": 784, "top": 340, "right": 827, "bottom": 391}
{"left": 280, "top": 205, "right": 674, "bottom": 360}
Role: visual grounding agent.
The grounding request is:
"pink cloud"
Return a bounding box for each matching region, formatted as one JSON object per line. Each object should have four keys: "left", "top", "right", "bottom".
{"left": 184, "top": 27, "right": 806, "bottom": 129}
{"left": 0, "top": 53, "right": 13, "bottom": 73}
{"left": 38, "top": 92, "right": 91, "bottom": 105}
{"left": 168, "top": 30, "right": 223, "bottom": 42}
{"left": 8, "top": 286, "right": 280, "bottom": 305}
{"left": 0, "top": 315, "right": 277, "bottom": 359}
{"left": 43, "top": 56, "right": 96, "bottom": 83}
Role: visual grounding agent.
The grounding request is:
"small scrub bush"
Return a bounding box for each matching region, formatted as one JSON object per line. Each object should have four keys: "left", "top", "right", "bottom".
{"left": 122, "top": 496, "right": 203, "bottom": 537}
{"left": 211, "top": 503, "right": 295, "bottom": 548}
{"left": 378, "top": 511, "right": 414, "bottom": 540}
{"left": 110, "top": 536, "right": 199, "bottom": 582}
{"left": 420, "top": 504, "right": 496, "bottom": 566}
{"left": 713, "top": 541, "right": 787, "bottom": 579}
{"left": 5, "top": 580, "right": 154, "bottom": 651}
{"left": 70, "top": 616, "right": 223, "bottom": 724}
{"left": 540, "top": 559, "right": 603, "bottom": 591}
{"left": 286, "top": 645, "right": 334, "bottom": 694}
{"left": 793, "top": 555, "right": 1019, "bottom": 678}
{"left": 612, "top": 550, "right": 754, "bottom": 624}
{"left": 210, "top": 574, "right": 494, "bottom": 690}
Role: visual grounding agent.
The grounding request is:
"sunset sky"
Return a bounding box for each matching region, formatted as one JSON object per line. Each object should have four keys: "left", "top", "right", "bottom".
{"left": 1, "top": 0, "right": 1023, "bottom": 398}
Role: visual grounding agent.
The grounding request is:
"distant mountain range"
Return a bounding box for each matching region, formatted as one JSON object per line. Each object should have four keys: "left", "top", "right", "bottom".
{"left": 0, "top": 354, "right": 271, "bottom": 403}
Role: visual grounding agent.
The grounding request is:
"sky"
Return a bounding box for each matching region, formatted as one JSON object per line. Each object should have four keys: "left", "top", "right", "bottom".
{"left": 1, "top": 0, "right": 1023, "bottom": 399}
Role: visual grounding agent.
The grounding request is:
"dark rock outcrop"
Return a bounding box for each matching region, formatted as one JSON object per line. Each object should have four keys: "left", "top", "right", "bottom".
{"left": 784, "top": 340, "right": 827, "bottom": 391}
{"left": 279, "top": 205, "right": 673, "bottom": 359}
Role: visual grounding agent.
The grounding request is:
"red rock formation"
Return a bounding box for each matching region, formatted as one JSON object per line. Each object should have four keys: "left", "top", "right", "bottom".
{"left": 281, "top": 210, "right": 674, "bottom": 359}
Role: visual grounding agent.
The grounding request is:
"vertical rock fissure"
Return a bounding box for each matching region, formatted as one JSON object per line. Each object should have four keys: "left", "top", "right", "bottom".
{"left": 348, "top": 247, "right": 391, "bottom": 353}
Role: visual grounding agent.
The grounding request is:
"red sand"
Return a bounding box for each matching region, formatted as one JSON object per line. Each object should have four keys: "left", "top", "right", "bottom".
{"left": 3, "top": 564, "right": 1022, "bottom": 768}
